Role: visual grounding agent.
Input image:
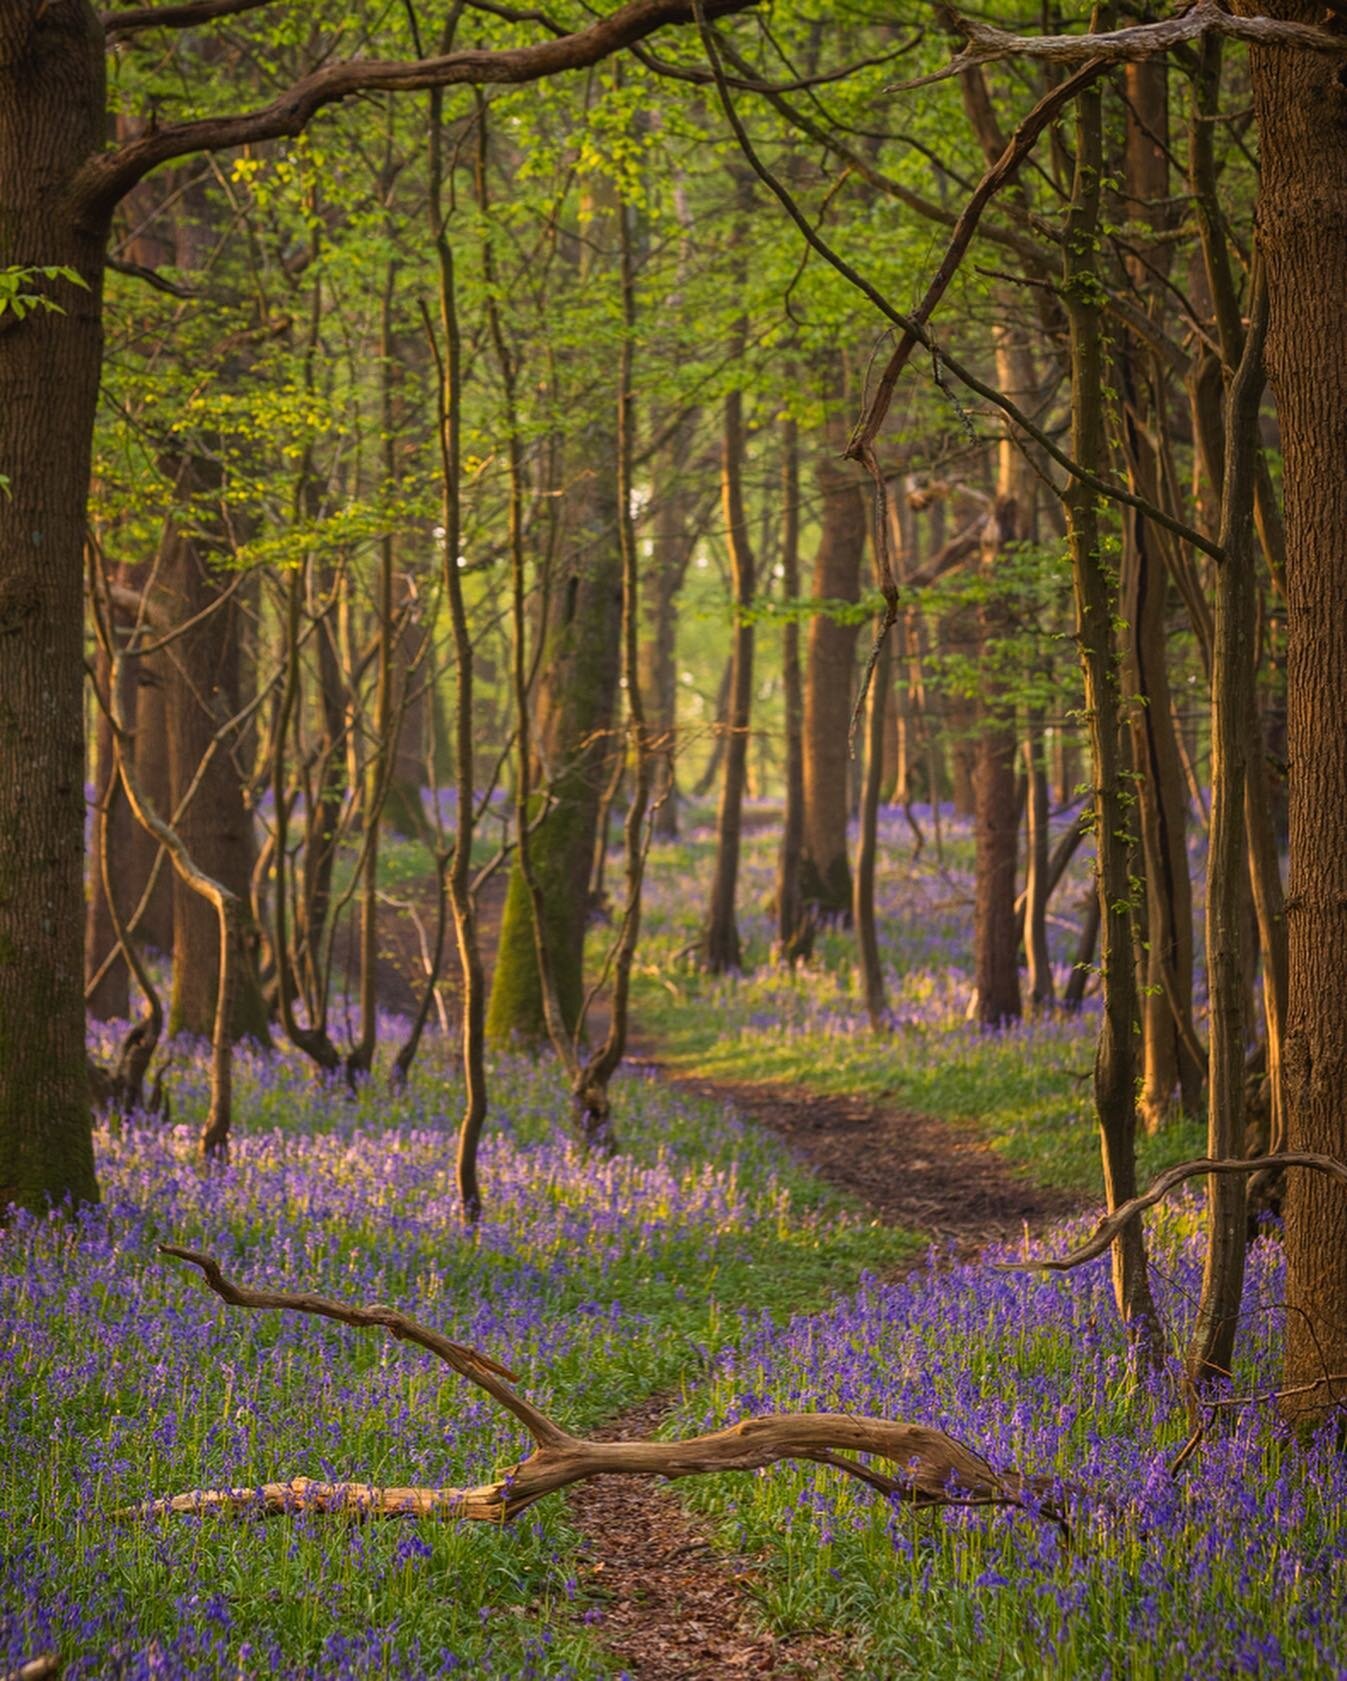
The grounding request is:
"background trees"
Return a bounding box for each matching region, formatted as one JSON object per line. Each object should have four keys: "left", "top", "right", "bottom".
{"left": 4, "top": 0, "right": 1347, "bottom": 1422}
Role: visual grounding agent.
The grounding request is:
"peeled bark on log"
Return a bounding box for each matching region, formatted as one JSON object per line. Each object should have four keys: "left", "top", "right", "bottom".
{"left": 127, "top": 1248, "right": 1059, "bottom": 1532}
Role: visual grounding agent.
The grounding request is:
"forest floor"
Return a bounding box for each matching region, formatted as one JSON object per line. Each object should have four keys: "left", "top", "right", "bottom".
{"left": 566, "top": 1059, "right": 1085, "bottom": 1680}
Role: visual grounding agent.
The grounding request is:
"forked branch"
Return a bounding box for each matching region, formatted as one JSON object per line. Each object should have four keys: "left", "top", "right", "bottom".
{"left": 125, "top": 1249, "right": 1060, "bottom": 1531}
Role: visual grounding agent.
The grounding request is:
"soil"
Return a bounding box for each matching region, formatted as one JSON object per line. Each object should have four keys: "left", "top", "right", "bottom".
{"left": 635, "top": 1062, "right": 1083, "bottom": 1246}
{"left": 564, "top": 1058, "right": 1087, "bottom": 1679}
{"left": 567, "top": 1395, "right": 858, "bottom": 1680}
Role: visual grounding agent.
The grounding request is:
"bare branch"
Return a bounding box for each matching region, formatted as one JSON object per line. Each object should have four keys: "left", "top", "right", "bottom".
{"left": 1008, "top": 1153, "right": 1347, "bottom": 1274}
{"left": 123, "top": 1249, "right": 1059, "bottom": 1530}
{"left": 848, "top": 57, "right": 1106, "bottom": 461}
{"left": 897, "top": 2, "right": 1347, "bottom": 92}
{"left": 103, "top": 0, "right": 280, "bottom": 37}
{"left": 74, "top": 0, "right": 757, "bottom": 223}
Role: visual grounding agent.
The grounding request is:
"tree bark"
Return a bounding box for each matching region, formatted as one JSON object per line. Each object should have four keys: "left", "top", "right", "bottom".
{"left": 1239, "top": 0, "right": 1347, "bottom": 1425}
{"left": 158, "top": 487, "right": 269, "bottom": 1044}
{"left": 973, "top": 496, "right": 1023, "bottom": 1028}
{"left": 776, "top": 415, "right": 810, "bottom": 964}
{"left": 701, "top": 289, "right": 755, "bottom": 975}
{"left": 1187, "top": 271, "right": 1266, "bottom": 1394}
{"left": 800, "top": 386, "right": 865, "bottom": 921}
{"left": 1062, "top": 46, "right": 1158, "bottom": 1348}
{"left": 0, "top": 1, "right": 105, "bottom": 1211}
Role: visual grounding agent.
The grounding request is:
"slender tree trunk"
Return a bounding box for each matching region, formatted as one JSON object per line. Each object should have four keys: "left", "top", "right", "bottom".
{"left": 855, "top": 621, "right": 891, "bottom": 1029}
{"left": 641, "top": 415, "right": 695, "bottom": 841}
{"left": 86, "top": 632, "right": 135, "bottom": 1020}
{"left": 776, "top": 415, "right": 810, "bottom": 964}
{"left": 701, "top": 299, "right": 755, "bottom": 974}
{"left": 1022, "top": 717, "right": 1055, "bottom": 1011}
{"left": 0, "top": 5, "right": 105, "bottom": 1210}
{"left": 1188, "top": 272, "right": 1267, "bottom": 1393}
{"left": 1062, "top": 47, "right": 1159, "bottom": 1349}
{"left": 973, "top": 497, "right": 1023, "bottom": 1028}
{"left": 800, "top": 385, "right": 865, "bottom": 921}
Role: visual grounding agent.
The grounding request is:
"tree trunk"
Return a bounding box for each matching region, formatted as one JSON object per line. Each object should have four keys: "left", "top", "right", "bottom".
{"left": 800, "top": 391, "right": 865, "bottom": 921}
{"left": 158, "top": 489, "right": 270, "bottom": 1045}
{"left": 854, "top": 622, "right": 891, "bottom": 1029}
{"left": 641, "top": 415, "right": 696, "bottom": 841}
{"left": 701, "top": 358, "right": 755, "bottom": 974}
{"left": 85, "top": 633, "right": 134, "bottom": 1020}
{"left": 1241, "top": 2, "right": 1347, "bottom": 1425}
{"left": 1022, "top": 717, "right": 1055, "bottom": 1011}
{"left": 973, "top": 497, "right": 1023, "bottom": 1028}
{"left": 1188, "top": 272, "right": 1266, "bottom": 1393}
{"left": 1062, "top": 56, "right": 1158, "bottom": 1349}
{"left": 0, "top": 2, "right": 105, "bottom": 1211}
{"left": 776, "top": 416, "right": 809, "bottom": 963}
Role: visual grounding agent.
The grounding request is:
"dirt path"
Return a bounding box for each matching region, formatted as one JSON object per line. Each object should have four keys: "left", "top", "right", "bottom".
{"left": 567, "top": 1059, "right": 1083, "bottom": 1679}
{"left": 636, "top": 1062, "right": 1082, "bottom": 1245}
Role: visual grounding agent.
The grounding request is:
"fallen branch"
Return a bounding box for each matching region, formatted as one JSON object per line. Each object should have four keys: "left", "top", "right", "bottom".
{"left": 1006, "top": 1153, "right": 1347, "bottom": 1274}
{"left": 122, "top": 1248, "right": 1060, "bottom": 1531}
{"left": 2, "top": 1657, "right": 61, "bottom": 1681}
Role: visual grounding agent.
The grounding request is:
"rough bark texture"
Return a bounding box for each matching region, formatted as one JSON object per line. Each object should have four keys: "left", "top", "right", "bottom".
{"left": 800, "top": 397, "right": 865, "bottom": 921}
{"left": 1241, "top": 0, "right": 1347, "bottom": 1424}
{"left": 0, "top": 0, "right": 105, "bottom": 1211}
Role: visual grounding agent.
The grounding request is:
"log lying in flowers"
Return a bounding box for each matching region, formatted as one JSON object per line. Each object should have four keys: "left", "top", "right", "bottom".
{"left": 1006, "top": 1152, "right": 1347, "bottom": 1273}
{"left": 120, "top": 1246, "right": 1058, "bottom": 1528}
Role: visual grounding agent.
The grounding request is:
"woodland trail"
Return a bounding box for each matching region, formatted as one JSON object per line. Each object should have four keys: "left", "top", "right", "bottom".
{"left": 367, "top": 868, "right": 1082, "bottom": 1675}
{"left": 566, "top": 1056, "right": 1086, "bottom": 1679}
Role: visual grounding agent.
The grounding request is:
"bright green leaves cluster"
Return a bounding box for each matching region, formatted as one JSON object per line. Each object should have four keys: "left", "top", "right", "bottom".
{"left": 0, "top": 264, "right": 87, "bottom": 323}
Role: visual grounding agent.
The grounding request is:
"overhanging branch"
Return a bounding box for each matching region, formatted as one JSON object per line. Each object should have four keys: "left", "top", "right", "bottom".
{"left": 899, "top": 1, "right": 1347, "bottom": 91}
{"left": 74, "top": 0, "right": 758, "bottom": 224}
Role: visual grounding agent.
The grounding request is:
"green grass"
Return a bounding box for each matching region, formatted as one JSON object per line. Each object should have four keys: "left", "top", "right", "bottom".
{"left": 10, "top": 1038, "right": 918, "bottom": 1677}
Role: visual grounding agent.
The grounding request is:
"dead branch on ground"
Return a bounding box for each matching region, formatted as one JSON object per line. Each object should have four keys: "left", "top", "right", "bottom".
{"left": 120, "top": 1248, "right": 1062, "bottom": 1533}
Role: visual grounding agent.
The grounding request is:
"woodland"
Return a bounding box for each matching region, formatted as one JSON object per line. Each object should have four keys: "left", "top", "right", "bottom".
{"left": 4, "top": 0, "right": 1347, "bottom": 1676}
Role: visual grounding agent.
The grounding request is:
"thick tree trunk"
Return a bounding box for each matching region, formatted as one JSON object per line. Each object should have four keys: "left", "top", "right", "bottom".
{"left": 800, "top": 396, "right": 865, "bottom": 921}
{"left": 1241, "top": 4, "right": 1347, "bottom": 1425}
{"left": 0, "top": 2, "right": 105, "bottom": 1211}
{"left": 158, "top": 496, "right": 269, "bottom": 1044}
{"left": 487, "top": 523, "right": 623, "bottom": 1044}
